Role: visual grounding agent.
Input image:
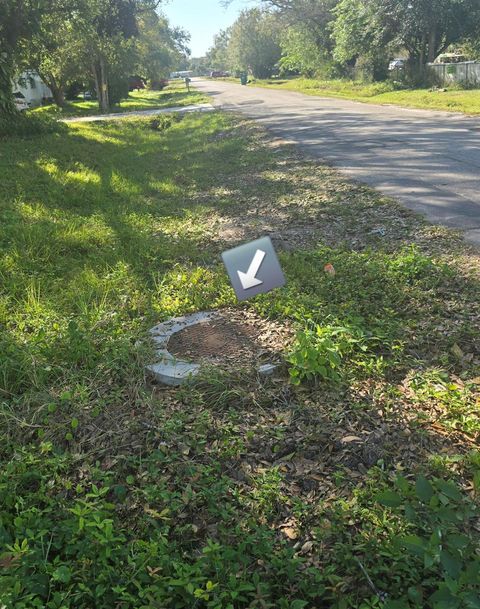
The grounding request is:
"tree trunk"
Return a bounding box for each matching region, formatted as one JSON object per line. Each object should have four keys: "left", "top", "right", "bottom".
{"left": 52, "top": 86, "right": 65, "bottom": 107}
{"left": 97, "top": 57, "right": 109, "bottom": 113}
{"left": 100, "top": 56, "right": 109, "bottom": 112}
{"left": 427, "top": 27, "right": 437, "bottom": 63}
{"left": 92, "top": 60, "right": 100, "bottom": 105}
{"left": 92, "top": 59, "right": 109, "bottom": 113}
{"left": 44, "top": 74, "right": 65, "bottom": 107}
{"left": 419, "top": 32, "right": 427, "bottom": 68}
{"left": 0, "top": 53, "right": 17, "bottom": 116}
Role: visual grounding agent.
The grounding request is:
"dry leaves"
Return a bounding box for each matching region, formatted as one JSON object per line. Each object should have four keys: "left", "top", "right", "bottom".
{"left": 324, "top": 263, "right": 336, "bottom": 276}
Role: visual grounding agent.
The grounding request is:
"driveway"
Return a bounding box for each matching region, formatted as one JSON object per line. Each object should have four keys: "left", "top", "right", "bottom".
{"left": 194, "top": 78, "right": 480, "bottom": 245}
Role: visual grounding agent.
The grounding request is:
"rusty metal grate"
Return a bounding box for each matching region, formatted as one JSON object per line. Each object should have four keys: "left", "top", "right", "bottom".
{"left": 167, "top": 308, "right": 293, "bottom": 367}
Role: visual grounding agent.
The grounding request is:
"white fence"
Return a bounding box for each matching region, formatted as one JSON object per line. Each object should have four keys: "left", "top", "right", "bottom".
{"left": 428, "top": 61, "right": 480, "bottom": 85}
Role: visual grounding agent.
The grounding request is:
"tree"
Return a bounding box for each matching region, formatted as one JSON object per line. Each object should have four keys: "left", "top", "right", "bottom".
{"left": 280, "top": 24, "right": 330, "bottom": 76}
{"left": 0, "top": 0, "right": 47, "bottom": 114}
{"left": 85, "top": 0, "right": 136, "bottom": 111}
{"left": 258, "top": 0, "right": 339, "bottom": 76}
{"left": 189, "top": 55, "right": 210, "bottom": 76}
{"left": 22, "top": 0, "right": 86, "bottom": 107}
{"left": 73, "top": 0, "right": 163, "bottom": 112}
{"left": 206, "top": 29, "right": 231, "bottom": 71}
{"left": 1, "top": 0, "right": 166, "bottom": 114}
{"left": 136, "top": 11, "right": 190, "bottom": 86}
{"left": 227, "top": 9, "right": 281, "bottom": 78}
{"left": 464, "top": 36, "right": 480, "bottom": 60}
{"left": 333, "top": 0, "right": 480, "bottom": 76}
{"left": 332, "top": 0, "right": 391, "bottom": 79}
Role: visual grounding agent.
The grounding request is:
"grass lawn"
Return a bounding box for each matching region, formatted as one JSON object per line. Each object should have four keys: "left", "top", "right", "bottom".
{"left": 0, "top": 109, "right": 479, "bottom": 608}
{"left": 31, "top": 81, "right": 208, "bottom": 118}
{"left": 242, "top": 77, "right": 480, "bottom": 115}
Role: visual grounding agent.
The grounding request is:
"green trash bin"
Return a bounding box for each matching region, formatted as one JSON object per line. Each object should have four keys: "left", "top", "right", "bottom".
{"left": 240, "top": 72, "right": 248, "bottom": 86}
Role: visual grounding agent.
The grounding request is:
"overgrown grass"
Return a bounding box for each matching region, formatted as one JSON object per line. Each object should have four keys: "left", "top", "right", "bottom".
{"left": 0, "top": 109, "right": 479, "bottom": 608}
{"left": 31, "top": 81, "right": 208, "bottom": 118}
{"left": 248, "top": 77, "right": 480, "bottom": 114}
{"left": 0, "top": 111, "right": 65, "bottom": 138}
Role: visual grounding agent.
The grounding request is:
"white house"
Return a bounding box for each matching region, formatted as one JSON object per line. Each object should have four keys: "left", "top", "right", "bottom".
{"left": 12, "top": 71, "right": 53, "bottom": 107}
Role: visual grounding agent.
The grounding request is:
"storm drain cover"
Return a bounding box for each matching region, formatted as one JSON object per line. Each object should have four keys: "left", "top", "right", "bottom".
{"left": 146, "top": 308, "right": 293, "bottom": 386}
{"left": 170, "top": 311, "right": 284, "bottom": 364}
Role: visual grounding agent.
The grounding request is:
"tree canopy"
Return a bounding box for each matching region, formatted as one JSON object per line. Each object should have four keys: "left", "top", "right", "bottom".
{"left": 219, "top": 0, "right": 480, "bottom": 82}
{"left": 227, "top": 9, "right": 282, "bottom": 78}
{"left": 0, "top": 0, "right": 189, "bottom": 114}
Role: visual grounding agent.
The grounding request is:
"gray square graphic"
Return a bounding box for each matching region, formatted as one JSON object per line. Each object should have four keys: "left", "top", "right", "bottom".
{"left": 222, "top": 236, "right": 286, "bottom": 302}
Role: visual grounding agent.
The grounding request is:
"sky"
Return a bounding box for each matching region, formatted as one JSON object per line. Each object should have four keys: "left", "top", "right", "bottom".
{"left": 162, "top": 0, "right": 253, "bottom": 58}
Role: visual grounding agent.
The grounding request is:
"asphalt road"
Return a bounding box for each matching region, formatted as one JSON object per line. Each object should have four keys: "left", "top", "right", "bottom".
{"left": 194, "top": 78, "right": 480, "bottom": 245}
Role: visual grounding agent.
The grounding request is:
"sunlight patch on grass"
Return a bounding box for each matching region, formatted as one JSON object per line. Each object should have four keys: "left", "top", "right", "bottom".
{"left": 148, "top": 178, "right": 181, "bottom": 195}
{"left": 64, "top": 166, "right": 102, "bottom": 186}
{"left": 1, "top": 110, "right": 479, "bottom": 608}
{"left": 36, "top": 158, "right": 60, "bottom": 175}
{"left": 109, "top": 171, "right": 142, "bottom": 195}
{"left": 31, "top": 82, "right": 209, "bottom": 118}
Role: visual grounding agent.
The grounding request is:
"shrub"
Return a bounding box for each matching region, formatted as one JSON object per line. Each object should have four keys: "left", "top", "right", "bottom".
{"left": 65, "top": 82, "right": 84, "bottom": 100}
{"left": 395, "top": 64, "right": 442, "bottom": 89}
{"left": 376, "top": 475, "right": 480, "bottom": 608}
{"left": 108, "top": 74, "right": 129, "bottom": 105}
{"left": 354, "top": 53, "right": 389, "bottom": 82}
{"left": 0, "top": 112, "right": 64, "bottom": 139}
{"left": 287, "top": 320, "right": 371, "bottom": 384}
{"left": 149, "top": 114, "right": 173, "bottom": 131}
{"left": 148, "top": 112, "right": 184, "bottom": 131}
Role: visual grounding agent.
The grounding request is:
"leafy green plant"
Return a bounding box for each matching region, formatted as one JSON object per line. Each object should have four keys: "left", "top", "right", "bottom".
{"left": 148, "top": 112, "right": 183, "bottom": 131}
{"left": 408, "top": 370, "right": 479, "bottom": 434}
{"left": 287, "top": 321, "right": 370, "bottom": 384}
{"left": 376, "top": 475, "right": 480, "bottom": 608}
{"left": 149, "top": 113, "right": 173, "bottom": 131}
{"left": 387, "top": 245, "right": 450, "bottom": 286}
{"left": 0, "top": 448, "right": 333, "bottom": 609}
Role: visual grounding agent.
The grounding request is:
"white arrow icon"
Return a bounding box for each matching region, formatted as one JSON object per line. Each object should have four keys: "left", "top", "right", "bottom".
{"left": 237, "top": 249, "right": 266, "bottom": 290}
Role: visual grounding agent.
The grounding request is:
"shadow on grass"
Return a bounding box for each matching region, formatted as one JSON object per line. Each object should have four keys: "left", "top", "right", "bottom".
{"left": 1, "top": 107, "right": 479, "bottom": 608}
{"left": 1, "top": 112, "right": 479, "bottom": 404}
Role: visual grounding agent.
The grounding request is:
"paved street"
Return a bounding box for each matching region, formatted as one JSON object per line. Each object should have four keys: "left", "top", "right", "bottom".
{"left": 194, "top": 78, "right": 480, "bottom": 245}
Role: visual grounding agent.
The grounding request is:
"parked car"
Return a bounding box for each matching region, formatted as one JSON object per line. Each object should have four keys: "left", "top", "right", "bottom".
{"left": 388, "top": 58, "right": 406, "bottom": 71}
{"left": 151, "top": 78, "right": 169, "bottom": 90}
{"left": 13, "top": 91, "right": 29, "bottom": 111}
{"left": 83, "top": 91, "right": 93, "bottom": 100}
{"left": 210, "top": 70, "right": 228, "bottom": 78}
{"left": 129, "top": 76, "right": 146, "bottom": 91}
{"left": 434, "top": 53, "right": 468, "bottom": 64}
{"left": 170, "top": 71, "right": 193, "bottom": 79}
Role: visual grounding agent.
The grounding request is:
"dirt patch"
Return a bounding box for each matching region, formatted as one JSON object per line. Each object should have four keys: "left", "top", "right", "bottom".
{"left": 197, "top": 157, "right": 426, "bottom": 253}
{"left": 192, "top": 121, "right": 473, "bottom": 256}
{"left": 167, "top": 307, "right": 294, "bottom": 369}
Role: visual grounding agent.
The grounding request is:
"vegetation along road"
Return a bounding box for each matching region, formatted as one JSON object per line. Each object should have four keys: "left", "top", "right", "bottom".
{"left": 195, "top": 78, "right": 480, "bottom": 245}
{"left": 2, "top": 108, "right": 480, "bottom": 609}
